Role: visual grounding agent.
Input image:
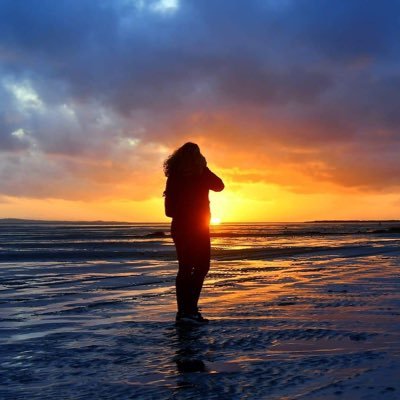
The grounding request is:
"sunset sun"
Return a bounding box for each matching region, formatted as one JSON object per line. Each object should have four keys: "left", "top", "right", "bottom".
{"left": 211, "top": 217, "right": 222, "bottom": 225}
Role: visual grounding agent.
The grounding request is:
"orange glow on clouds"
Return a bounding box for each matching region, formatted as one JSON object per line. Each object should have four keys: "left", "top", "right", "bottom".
{"left": 2, "top": 2, "right": 400, "bottom": 222}
{"left": 1, "top": 180, "right": 400, "bottom": 223}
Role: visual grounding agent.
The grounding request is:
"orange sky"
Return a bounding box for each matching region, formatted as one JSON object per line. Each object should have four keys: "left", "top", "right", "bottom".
{"left": 1, "top": 153, "right": 400, "bottom": 222}
{"left": 1, "top": 183, "right": 400, "bottom": 223}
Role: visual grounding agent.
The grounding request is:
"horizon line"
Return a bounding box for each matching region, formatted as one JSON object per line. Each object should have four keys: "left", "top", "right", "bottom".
{"left": 1, "top": 218, "right": 400, "bottom": 224}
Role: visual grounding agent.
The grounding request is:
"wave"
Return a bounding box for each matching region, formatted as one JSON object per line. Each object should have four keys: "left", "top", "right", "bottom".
{"left": 3, "top": 243, "right": 398, "bottom": 263}
{"left": 1, "top": 222, "right": 400, "bottom": 264}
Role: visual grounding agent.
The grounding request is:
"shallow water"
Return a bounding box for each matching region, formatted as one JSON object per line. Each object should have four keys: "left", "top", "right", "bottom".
{"left": 1, "top": 222, "right": 400, "bottom": 399}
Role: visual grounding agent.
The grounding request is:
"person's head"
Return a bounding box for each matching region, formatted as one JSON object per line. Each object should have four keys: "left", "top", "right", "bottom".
{"left": 163, "top": 142, "right": 207, "bottom": 177}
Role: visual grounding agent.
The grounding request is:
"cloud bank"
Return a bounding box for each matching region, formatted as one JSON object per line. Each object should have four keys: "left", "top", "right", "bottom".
{"left": 1, "top": 0, "right": 400, "bottom": 205}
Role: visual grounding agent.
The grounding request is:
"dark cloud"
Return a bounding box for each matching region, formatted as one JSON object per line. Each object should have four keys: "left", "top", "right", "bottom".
{"left": 1, "top": 0, "right": 400, "bottom": 200}
{"left": 288, "top": 0, "right": 400, "bottom": 62}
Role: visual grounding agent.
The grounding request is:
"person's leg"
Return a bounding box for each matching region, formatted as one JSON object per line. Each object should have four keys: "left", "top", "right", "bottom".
{"left": 173, "top": 232, "right": 195, "bottom": 315}
{"left": 190, "top": 231, "right": 211, "bottom": 313}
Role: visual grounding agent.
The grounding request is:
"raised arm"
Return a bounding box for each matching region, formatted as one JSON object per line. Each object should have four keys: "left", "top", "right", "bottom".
{"left": 205, "top": 167, "right": 224, "bottom": 192}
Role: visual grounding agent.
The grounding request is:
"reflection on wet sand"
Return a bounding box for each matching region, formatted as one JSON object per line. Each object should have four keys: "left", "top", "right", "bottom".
{"left": 1, "top": 222, "right": 400, "bottom": 398}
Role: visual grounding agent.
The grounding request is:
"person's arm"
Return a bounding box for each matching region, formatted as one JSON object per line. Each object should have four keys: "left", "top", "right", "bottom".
{"left": 164, "top": 177, "right": 177, "bottom": 218}
{"left": 205, "top": 167, "right": 224, "bottom": 192}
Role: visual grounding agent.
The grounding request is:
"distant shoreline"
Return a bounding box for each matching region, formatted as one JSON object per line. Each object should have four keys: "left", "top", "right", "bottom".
{"left": 0, "top": 218, "right": 399, "bottom": 225}
{"left": 0, "top": 218, "right": 150, "bottom": 225}
{"left": 305, "top": 219, "right": 400, "bottom": 223}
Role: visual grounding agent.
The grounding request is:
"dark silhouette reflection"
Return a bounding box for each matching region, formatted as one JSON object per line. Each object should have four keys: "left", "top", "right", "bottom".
{"left": 173, "top": 325, "right": 207, "bottom": 374}
{"left": 163, "top": 142, "right": 224, "bottom": 323}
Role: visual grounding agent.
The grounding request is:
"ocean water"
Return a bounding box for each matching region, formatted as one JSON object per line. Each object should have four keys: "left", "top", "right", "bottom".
{"left": 1, "top": 220, "right": 399, "bottom": 263}
{"left": 1, "top": 221, "right": 400, "bottom": 399}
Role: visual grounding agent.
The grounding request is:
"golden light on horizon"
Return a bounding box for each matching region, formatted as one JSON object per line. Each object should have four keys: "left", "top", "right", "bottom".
{"left": 211, "top": 216, "right": 221, "bottom": 225}
{"left": 2, "top": 177, "right": 400, "bottom": 223}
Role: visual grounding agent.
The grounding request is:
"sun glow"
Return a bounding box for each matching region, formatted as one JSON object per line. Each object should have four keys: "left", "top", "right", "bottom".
{"left": 211, "top": 217, "right": 222, "bottom": 225}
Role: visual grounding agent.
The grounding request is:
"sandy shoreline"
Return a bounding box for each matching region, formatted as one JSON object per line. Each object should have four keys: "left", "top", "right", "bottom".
{"left": 1, "top": 229, "right": 400, "bottom": 399}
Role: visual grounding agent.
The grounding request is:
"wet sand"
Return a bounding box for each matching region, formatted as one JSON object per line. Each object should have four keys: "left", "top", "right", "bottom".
{"left": 1, "top": 240, "right": 400, "bottom": 399}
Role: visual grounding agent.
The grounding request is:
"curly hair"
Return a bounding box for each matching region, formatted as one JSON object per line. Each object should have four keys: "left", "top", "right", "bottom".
{"left": 163, "top": 142, "right": 207, "bottom": 177}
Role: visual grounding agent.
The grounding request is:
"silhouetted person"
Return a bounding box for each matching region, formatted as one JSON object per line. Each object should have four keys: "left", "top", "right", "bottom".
{"left": 163, "top": 142, "right": 224, "bottom": 324}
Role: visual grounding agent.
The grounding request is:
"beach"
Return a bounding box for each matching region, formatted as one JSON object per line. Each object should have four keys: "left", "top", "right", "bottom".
{"left": 1, "top": 221, "right": 400, "bottom": 399}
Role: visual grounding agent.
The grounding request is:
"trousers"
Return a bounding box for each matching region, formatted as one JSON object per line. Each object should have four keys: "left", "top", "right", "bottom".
{"left": 171, "top": 223, "right": 211, "bottom": 314}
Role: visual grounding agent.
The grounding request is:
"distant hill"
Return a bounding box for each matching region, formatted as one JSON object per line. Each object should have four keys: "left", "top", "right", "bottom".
{"left": 1, "top": 218, "right": 399, "bottom": 225}
{"left": 305, "top": 220, "right": 400, "bottom": 223}
{"left": 0, "top": 218, "right": 136, "bottom": 225}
